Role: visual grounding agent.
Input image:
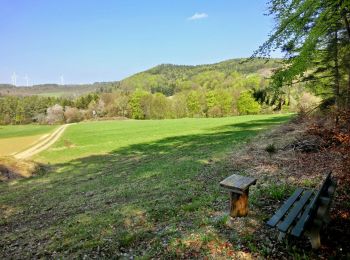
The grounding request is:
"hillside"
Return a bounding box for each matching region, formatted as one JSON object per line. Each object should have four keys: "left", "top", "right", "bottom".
{"left": 1, "top": 58, "right": 305, "bottom": 125}
{"left": 0, "top": 82, "right": 117, "bottom": 97}
{"left": 0, "top": 58, "right": 281, "bottom": 98}
{"left": 119, "top": 58, "right": 282, "bottom": 95}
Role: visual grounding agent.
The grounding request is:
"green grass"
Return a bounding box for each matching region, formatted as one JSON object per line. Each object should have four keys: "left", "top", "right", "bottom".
{"left": 0, "top": 114, "right": 292, "bottom": 258}
{"left": 37, "top": 115, "right": 291, "bottom": 163}
{"left": 0, "top": 124, "right": 57, "bottom": 139}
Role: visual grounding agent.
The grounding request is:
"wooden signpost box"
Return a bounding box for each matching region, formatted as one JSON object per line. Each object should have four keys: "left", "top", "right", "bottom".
{"left": 220, "top": 174, "right": 257, "bottom": 217}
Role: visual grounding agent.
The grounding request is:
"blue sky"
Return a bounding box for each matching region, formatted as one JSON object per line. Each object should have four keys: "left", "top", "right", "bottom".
{"left": 0, "top": 0, "right": 278, "bottom": 85}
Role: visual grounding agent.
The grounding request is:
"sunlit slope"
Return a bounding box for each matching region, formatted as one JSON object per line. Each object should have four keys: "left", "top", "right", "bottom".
{"left": 36, "top": 115, "right": 291, "bottom": 163}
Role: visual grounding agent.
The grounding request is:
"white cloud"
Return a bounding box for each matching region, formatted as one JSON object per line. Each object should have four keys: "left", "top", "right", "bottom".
{"left": 188, "top": 12, "right": 208, "bottom": 21}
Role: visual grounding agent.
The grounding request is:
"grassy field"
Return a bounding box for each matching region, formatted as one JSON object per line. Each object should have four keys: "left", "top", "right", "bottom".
{"left": 36, "top": 115, "right": 289, "bottom": 163}
{"left": 0, "top": 115, "right": 292, "bottom": 258}
{"left": 0, "top": 125, "right": 57, "bottom": 156}
{"left": 36, "top": 92, "right": 68, "bottom": 97}
{"left": 0, "top": 125, "right": 57, "bottom": 139}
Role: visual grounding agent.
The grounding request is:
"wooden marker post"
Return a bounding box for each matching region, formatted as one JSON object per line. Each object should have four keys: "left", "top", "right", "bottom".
{"left": 220, "top": 174, "right": 257, "bottom": 218}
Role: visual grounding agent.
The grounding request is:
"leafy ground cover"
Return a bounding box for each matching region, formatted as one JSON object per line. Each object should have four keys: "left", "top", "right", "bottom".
{"left": 0, "top": 115, "right": 293, "bottom": 258}
{"left": 227, "top": 115, "right": 350, "bottom": 259}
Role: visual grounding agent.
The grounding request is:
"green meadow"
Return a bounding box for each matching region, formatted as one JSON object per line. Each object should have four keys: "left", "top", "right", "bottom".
{"left": 0, "top": 125, "right": 57, "bottom": 156}
{"left": 1, "top": 115, "right": 291, "bottom": 258}
{"left": 0, "top": 124, "right": 57, "bottom": 139}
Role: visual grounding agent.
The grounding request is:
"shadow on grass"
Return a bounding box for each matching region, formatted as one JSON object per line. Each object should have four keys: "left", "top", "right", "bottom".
{"left": 0, "top": 115, "right": 292, "bottom": 258}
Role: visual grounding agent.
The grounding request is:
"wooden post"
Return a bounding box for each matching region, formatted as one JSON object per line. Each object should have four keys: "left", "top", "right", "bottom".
{"left": 229, "top": 190, "right": 249, "bottom": 217}
{"left": 220, "top": 174, "right": 256, "bottom": 218}
{"left": 278, "top": 232, "right": 286, "bottom": 241}
{"left": 306, "top": 224, "right": 321, "bottom": 249}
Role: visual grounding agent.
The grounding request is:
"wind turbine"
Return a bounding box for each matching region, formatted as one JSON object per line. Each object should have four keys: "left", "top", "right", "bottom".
{"left": 24, "top": 74, "right": 29, "bottom": 87}
{"left": 60, "top": 75, "right": 65, "bottom": 85}
{"left": 11, "top": 72, "right": 17, "bottom": 86}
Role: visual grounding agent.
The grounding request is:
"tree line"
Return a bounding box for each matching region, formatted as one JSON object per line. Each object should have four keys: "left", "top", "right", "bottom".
{"left": 0, "top": 58, "right": 321, "bottom": 125}
{"left": 0, "top": 80, "right": 318, "bottom": 125}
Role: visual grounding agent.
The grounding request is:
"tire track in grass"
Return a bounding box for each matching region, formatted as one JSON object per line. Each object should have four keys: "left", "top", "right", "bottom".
{"left": 14, "top": 124, "right": 70, "bottom": 159}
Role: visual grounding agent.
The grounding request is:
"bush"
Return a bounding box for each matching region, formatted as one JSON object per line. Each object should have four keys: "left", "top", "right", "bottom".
{"left": 265, "top": 143, "right": 277, "bottom": 154}
{"left": 298, "top": 92, "right": 321, "bottom": 112}
{"left": 64, "top": 106, "right": 83, "bottom": 123}
{"left": 207, "top": 106, "right": 223, "bottom": 117}
{"left": 237, "top": 92, "right": 261, "bottom": 115}
{"left": 46, "top": 104, "right": 64, "bottom": 124}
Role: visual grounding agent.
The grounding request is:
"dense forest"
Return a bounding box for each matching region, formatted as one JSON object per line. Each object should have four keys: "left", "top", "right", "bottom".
{"left": 0, "top": 58, "right": 319, "bottom": 124}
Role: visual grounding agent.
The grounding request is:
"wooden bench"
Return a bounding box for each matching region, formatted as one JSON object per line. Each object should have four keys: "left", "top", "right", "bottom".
{"left": 267, "top": 172, "right": 337, "bottom": 249}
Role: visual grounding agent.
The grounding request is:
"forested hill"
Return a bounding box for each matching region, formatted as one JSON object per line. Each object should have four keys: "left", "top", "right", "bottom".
{"left": 147, "top": 58, "right": 281, "bottom": 77}
{"left": 0, "top": 58, "right": 281, "bottom": 98}
{"left": 0, "top": 82, "right": 117, "bottom": 97}
{"left": 2, "top": 57, "right": 318, "bottom": 125}
{"left": 119, "top": 58, "right": 282, "bottom": 96}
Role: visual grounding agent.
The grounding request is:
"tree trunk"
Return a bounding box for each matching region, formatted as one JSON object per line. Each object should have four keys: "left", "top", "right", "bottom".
{"left": 334, "top": 30, "right": 340, "bottom": 124}
{"left": 343, "top": 13, "right": 350, "bottom": 41}
{"left": 348, "top": 70, "right": 350, "bottom": 109}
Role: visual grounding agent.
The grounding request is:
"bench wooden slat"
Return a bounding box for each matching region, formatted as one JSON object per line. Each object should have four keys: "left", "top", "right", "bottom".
{"left": 266, "top": 172, "right": 336, "bottom": 249}
{"left": 267, "top": 188, "right": 304, "bottom": 227}
{"left": 315, "top": 172, "right": 332, "bottom": 199}
{"left": 290, "top": 197, "right": 314, "bottom": 237}
{"left": 220, "top": 174, "right": 257, "bottom": 192}
{"left": 278, "top": 190, "right": 313, "bottom": 232}
{"left": 290, "top": 172, "right": 333, "bottom": 236}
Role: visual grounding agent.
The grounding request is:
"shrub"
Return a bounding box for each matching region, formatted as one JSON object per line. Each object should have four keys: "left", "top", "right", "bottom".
{"left": 64, "top": 106, "right": 83, "bottom": 123}
{"left": 237, "top": 92, "right": 261, "bottom": 115}
{"left": 46, "top": 104, "right": 64, "bottom": 124}
{"left": 265, "top": 143, "right": 277, "bottom": 154}
{"left": 298, "top": 92, "right": 321, "bottom": 112}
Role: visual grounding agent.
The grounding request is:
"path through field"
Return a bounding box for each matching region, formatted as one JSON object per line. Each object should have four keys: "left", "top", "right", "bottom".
{"left": 14, "top": 124, "right": 69, "bottom": 159}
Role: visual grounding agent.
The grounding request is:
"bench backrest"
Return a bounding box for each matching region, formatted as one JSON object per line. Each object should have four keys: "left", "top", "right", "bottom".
{"left": 290, "top": 172, "right": 336, "bottom": 237}
{"left": 307, "top": 171, "right": 335, "bottom": 222}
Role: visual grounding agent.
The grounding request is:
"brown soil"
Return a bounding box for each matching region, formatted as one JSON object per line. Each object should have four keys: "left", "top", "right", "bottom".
{"left": 224, "top": 114, "right": 350, "bottom": 259}
{"left": 0, "top": 156, "right": 42, "bottom": 182}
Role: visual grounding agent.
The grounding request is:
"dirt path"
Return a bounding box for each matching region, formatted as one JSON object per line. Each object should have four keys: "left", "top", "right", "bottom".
{"left": 14, "top": 124, "right": 70, "bottom": 159}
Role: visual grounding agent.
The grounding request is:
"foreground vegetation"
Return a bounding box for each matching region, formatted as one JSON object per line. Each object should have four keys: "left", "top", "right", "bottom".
{"left": 0, "top": 115, "right": 291, "bottom": 258}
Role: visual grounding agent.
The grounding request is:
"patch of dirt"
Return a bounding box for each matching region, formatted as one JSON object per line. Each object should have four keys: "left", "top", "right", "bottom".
{"left": 0, "top": 156, "right": 42, "bottom": 182}
{"left": 63, "top": 139, "right": 75, "bottom": 148}
{"left": 14, "top": 124, "right": 69, "bottom": 159}
{"left": 225, "top": 113, "right": 350, "bottom": 258}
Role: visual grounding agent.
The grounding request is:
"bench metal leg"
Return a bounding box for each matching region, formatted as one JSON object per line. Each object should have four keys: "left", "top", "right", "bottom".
{"left": 229, "top": 190, "right": 249, "bottom": 217}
